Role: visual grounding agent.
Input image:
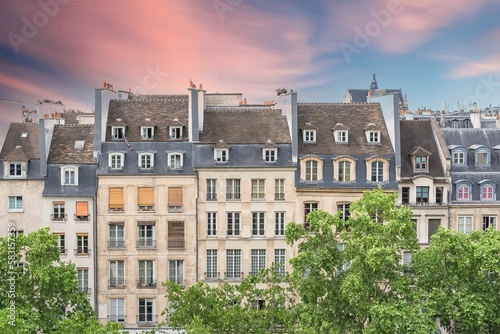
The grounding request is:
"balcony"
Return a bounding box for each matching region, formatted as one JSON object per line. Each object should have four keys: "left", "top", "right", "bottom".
{"left": 226, "top": 193, "right": 241, "bottom": 201}
{"left": 136, "top": 238, "right": 156, "bottom": 249}
{"left": 108, "top": 239, "right": 125, "bottom": 249}
{"left": 74, "top": 248, "right": 91, "bottom": 256}
{"left": 274, "top": 193, "right": 285, "bottom": 200}
{"left": 108, "top": 278, "right": 126, "bottom": 288}
{"left": 206, "top": 193, "right": 217, "bottom": 201}
{"left": 51, "top": 214, "right": 66, "bottom": 222}
{"left": 251, "top": 193, "right": 265, "bottom": 201}
{"left": 224, "top": 272, "right": 244, "bottom": 280}
{"left": 204, "top": 272, "right": 220, "bottom": 280}
{"left": 74, "top": 214, "right": 91, "bottom": 222}
{"left": 78, "top": 287, "right": 91, "bottom": 295}
{"left": 137, "top": 279, "right": 157, "bottom": 288}
{"left": 59, "top": 248, "right": 67, "bottom": 255}
{"left": 137, "top": 205, "right": 155, "bottom": 212}
{"left": 169, "top": 278, "right": 185, "bottom": 286}
{"left": 167, "top": 237, "right": 185, "bottom": 249}
{"left": 108, "top": 206, "right": 124, "bottom": 213}
{"left": 137, "top": 315, "right": 157, "bottom": 324}
{"left": 108, "top": 315, "right": 126, "bottom": 323}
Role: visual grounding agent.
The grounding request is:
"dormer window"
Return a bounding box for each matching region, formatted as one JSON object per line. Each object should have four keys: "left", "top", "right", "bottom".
{"left": 112, "top": 126, "right": 125, "bottom": 140}
{"left": 451, "top": 120, "right": 459, "bottom": 128}
{"left": 456, "top": 182, "right": 471, "bottom": 200}
{"left": 167, "top": 153, "right": 184, "bottom": 169}
{"left": 263, "top": 149, "right": 277, "bottom": 163}
{"left": 334, "top": 130, "right": 348, "bottom": 143}
{"left": 214, "top": 149, "right": 228, "bottom": 162}
{"left": 109, "top": 153, "right": 125, "bottom": 170}
{"left": 469, "top": 146, "right": 490, "bottom": 165}
{"left": 141, "top": 126, "right": 154, "bottom": 140}
{"left": 303, "top": 130, "right": 316, "bottom": 143}
{"left": 169, "top": 126, "right": 182, "bottom": 140}
{"left": 61, "top": 166, "right": 78, "bottom": 185}
{"left": 410, "top": 146, "right": 431, "bottom": 172}
{"left": 449, "top": 146, "right": 467, "bottom": 165}
{"left": 9, "top": 163, "right": 22, "bottom": 176}
{"left": 138, "top": 153, "right": 154, "bottom": 170}
{"left": 479, "top": 181, "right": 495, "bottom": 201}
{"left": 415, "top": 156, "right": 427, "bottom": 170}
{"left": 367, "top": 131, "right": 380, "bottom": 143}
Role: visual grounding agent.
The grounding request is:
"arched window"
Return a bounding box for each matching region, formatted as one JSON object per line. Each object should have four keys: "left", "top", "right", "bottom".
{"left": 300, "top": 156, "right": 323, "bottom": 182}
{"left": 457, "top": 183, "right": 470, "bottom": 200}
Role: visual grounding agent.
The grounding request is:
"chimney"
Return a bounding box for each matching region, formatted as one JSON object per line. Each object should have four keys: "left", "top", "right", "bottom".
{"left": 470, "top": 109, "right": 481, "bottom": 128}
{"left": 440, "top": 110, "right": 446, "bottom": 127}
{"left": 188, "top": 87, "right": 203, "bottom": 142}
{"left": 276, "top": 90, "right": 298, "bottom": 163}
{"left": 496, "top": 115, "right": 500, "bottom": 129}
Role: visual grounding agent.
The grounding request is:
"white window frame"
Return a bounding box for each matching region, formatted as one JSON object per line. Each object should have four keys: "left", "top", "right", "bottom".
{"left": 108, "top": 224, "right": 124, "bottom": 248}
{"left": 112, "top": 126, "right": 125, "bottom": 140}
{"left": 481, "top": 183, "right": 495, "bottom": 200}
{"left": 206, "top": 179, "right": 217, "bottom": 200}
{"left": 169, "top": 126, "right": 182, "bottom": 139}
{"left": 214, "top": 149, "right": 228, "bottom": 163}
{"left": 335, "top": 130, "right": 348, "bottom": 143}
{"left": 7, "top": 162, "right": 24, "bottom": 177}
{"left": 109, "top": 153, "right": 125, "bottom": 170}
{"left": 138, "top": 153, "right": 154, "bottom": 170}
{"left": 206, "top": 250, "right": 218, "bottom": 279}
{"left": 207, "top": 212, "right": 217, "bottom": 236}
{"left": 138, "top": 298, "right": 155, "bottom": 323}
{"left": 263, "top": 148, "right": 277, "bottom": 162}
{"left": 275, "top": 211, "right": 285, "bottom": 236}
{"left": 251, "top": 179, "right": 266, "bottom": 200}
{"left": 274, "top": 249, "right": 286, "bottom": 275}
{"left": 476, "top": 149, "right": 490, "bottom": 165}
{"left": 304, "top": 159, "right": 319, "bottom": 181}
{"left": 55, "top": 233, "right": 66, "bottom": 254}
{"left": 482, "top": 216, "right": 497, "bottom": 231}
{"left": 138, "top": 260, "right": 155, "bottom": 287}
{"left": 8, "top": 196, "right": 23, "bottom": 211}
{"left": 458, "top": 216, "right": 472, "bottom": 234}
{"left": 250, "top": 249, "right": 266, "bottom": 275}
{"left": 227, "top": 212, "right": 241, "bottom": 236}
{"left": 109, "top": 298, "right": 125, "bottom": 322}
{"left": 274, "top": 179, "right": 285, "bottom": 200}
{"left": 337, "top": 160, "right": 352, "bottom": 182}
{"left": 303, "top": 130, "right": 316, "bottom": 143}
{"left": 141, "top": 126, "right": 154, "bottom": 140}
{"left": 169, "top": 260, "right": 184, "bottom": 285}
{"left": 77, "top": 268, "right": 89, "bottom": 293}
{"left": 109, "top": 260, "right": 125, "bottom": 287}
{"left": 76, "top": 234, "right": 89, "bottom": 254}
{"left": 137, "top": 224, "right": 155, "bottom": 248}
{"left": 415, "top": 156, "right": 428, "bottom": 171}
{"left": 226, "top": 249, "right": 241, "bottom": 279}
{"left": 371, "top": 161, "right": 384, "bottom": 182}
{"left": 452, "top": 150, "right": 465, "bottom": 165}
{"left": 457, "top": 184, "right": 470, "bottom": 200}
{"left": 61, "top": 166, "right": 78, "bottom": 185}
{"left": 367, "top": 131, "right": 380, "bottom": 143}
{"left": 167, "top": 153, "right": 183, "bottom": 169}
{"left": 226, "top": 179, "right": 241, "bottom": 200}
{"left": 252, "top": 212, "right": 265, "bottom": 236}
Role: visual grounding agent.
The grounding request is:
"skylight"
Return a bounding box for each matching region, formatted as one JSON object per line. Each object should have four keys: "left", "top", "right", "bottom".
{"left": 20, "top": 132, "right": 28, "bottom": 138}
{"left": 74, "top": 140, "right": 85, "bottom": 150}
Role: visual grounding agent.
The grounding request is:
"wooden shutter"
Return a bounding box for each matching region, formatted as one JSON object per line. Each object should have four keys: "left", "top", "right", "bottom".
{"left": 53, "top": 201, "right": 65, "bottom": 205}
{"left": 137, "top": 221, "right": 156, "bottom": 226}
{"left": 168, "top": 187, "right": 183, "bottom": 206}
{"left": 76, "top": 201, "right": 88, "bottom": 216}
{"left": 138, "top": 187, "right": 154, "bottom": 206}
{"left": 109, "top": 188, "right": 124, "bottom": 209}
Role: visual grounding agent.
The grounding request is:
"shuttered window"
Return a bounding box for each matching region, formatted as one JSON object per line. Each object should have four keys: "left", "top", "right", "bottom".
{"left": 138, "top": 187, "right": 154, "bottom": 206}
{"left": 168, "top": 187, "right": 183, "bottom": 206}
{"left": 76, "top": 201, "right": 88, "bottom": 216}
{"left": 109, "top": 188, "right": 124, "bottom": 211}
{"left": 168, "top": 221, "right": 185, "bottom": 249}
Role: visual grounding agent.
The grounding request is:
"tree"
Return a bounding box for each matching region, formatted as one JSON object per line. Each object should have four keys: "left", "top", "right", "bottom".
{"left": 0, "top": 228, "right": 122, "bottom": 334}
{"left": 410, "top": 227, "right": 500, "bottom": 334}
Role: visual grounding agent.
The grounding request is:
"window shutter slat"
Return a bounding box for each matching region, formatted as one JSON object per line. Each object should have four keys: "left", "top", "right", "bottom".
{"left": 138, "top": 187, "right": 154, "bottom": 206}
{"left": 76, "top": 201, "right": 88, "bottom": 216}
{"left": 168, "top": 187, "right": 183, "bottom": 206}
{"left": 109, "top": 188, "right": 124, "bottom": 209}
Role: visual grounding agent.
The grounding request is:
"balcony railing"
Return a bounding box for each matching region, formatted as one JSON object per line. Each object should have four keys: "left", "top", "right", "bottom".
{"left": 226, "top": 193, "right": 241, "bottom": 200}
{"left": 108, "top": 206, "right": 124, "bottom": 212}
{"left": 274, "top": 193, "right": 285, "bottom": 200}
{"left": 108, "top": 239, "right": 125, "bottom": 249}
{"left": 169, "top": 278, "right": 185, "bottom": 286}
{"left": 78, "top": 287, "right": 91, "bottom": 295}
{"left": 137, "top": 205, "right": 155, "bottom": 212}
{"left": 206, "top": 193, "right": 217, "bottom": 201}
{"left": 108, "top": 315, "right": 126, "bottom": 323}
{"left": 51, "top": 214, "right": 66, "bottom": 222}
{"left": 59, "top": 248, "right": 67, "bottom": 255}
{"left": 136, "top": 238, "right": 156, "bottom": 249}
{"left": 167, "top": 237, "right": 185, "bottom": 249}
{"left": 224, "top": 272, "right": 244, "bottom": 280}
{"left": 108, "top": 278, "right": 126, "bottom": 288}
{"left": 204, "top": 272, "right": 220, "bottom": 280}
{"left": 137, "top": 315, "right": 157, "bottom": 324}
{"left": 74, "top": 214, "right": 91, "bottom": 222}
{"left": 137, "top": 279, "right": 157, "bottom": 288}
{"left": 402, "top": 201, "right": 445, "bottom": 206}
{"left": 74, "top": 248, "right": 90, "bottom": 256}
{"left": 251, "top": 193, "right": 265, "bottom": 200}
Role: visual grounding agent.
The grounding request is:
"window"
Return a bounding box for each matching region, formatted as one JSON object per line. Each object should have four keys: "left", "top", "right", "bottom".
{"left": 226, "top": 249, "right": 241, "bottom": 279}
{"left": 9, "top": 163, "right": 22, "bottom": 176}
{"left": 226, "top": 179, "right": 241, "bottom": 200}
{"left": 371, "top": 161, "right": 384, "bottom": 182}
{"left": 168, "top": 153, "right": 183, "bottom": 169}
{"left": 483, "top": 216, "right": 497, "bottom": 230}
{"left": 335, "top": 130, "right": 348, "bottom": 143}
{"left": 168, "top": 221, "right": 184, "bottom": 249}
{"left": 428, "top": 219, "right": 440, "bottom": 243}
{"left": 141, "top": 126, "right": 154, "bottom": 140}
{"left": 55, "top": 233, "right": 66, "bottom": 254}
{"left": 336, "top": 243, "right": 350, "bottom": 274}
{"left": 403, "top": 252, "right": 412, "bottom": 266}
{"left": 452, "top": 151, "right": 465, "bottom": 164}
{"left": 303, "top": 129, "right": 316, "bottom": 143}
{"left": 416, "top": 186, "right": 429, "bottom": 205}
{"left": 169, "top": 260, "right": 184, "bottom": 285}
{"left": 77, "top": 268, "right": 89, "bottom": 293}
{"left": 457, "top": 184, "right": 470, "bottom": 200}
{"left": 109, "top": 187, "right": 124, "bottom": 211}
{"left": 481, "top": 184, "right": 495, "bottom": 200}
{"left": 263, "top": 149, "right": 277, "bottom": 162}
{"left": 139, "top": 153, "right": 154, "bottom": 169}
{"left": 274, "top": 179, "right": 285, "bottom": 200}
{"left": 109, "top": 261, "right": 125, "bottom": 287}
{"left": 227, "top": 212, "right": 240, "bottom": 236}
{"left": 415, "top": 156, "right": 427, "bottom": 170}
{"left": 274, "top": 249, "right": 286, "bottom": 275}
{"left": 458, "top": 216, "right": 472, "bottom": 234}
{"left": 206, "top": 250, "right": 218, "bottom": 279}
{"left": 8, "top": 196, "right": 23, "bottom": 211}
{"left": 275, "top": 212, "right": 285, "bottom": 236}
{"left": 112, "top": 126, "right": 125, "bottom": 140}
{"left": 138, "top": 260, "right": 155, "bottom": 287}
{"left": 52, "top": 201, "right": 66, "bottom": 221}
{"left": 207, "top": 212, "right": 217, "bottom": 236}
{"left": 137, "top": 222, "right": 156, "bottom": 248}
{"left": 215, "top": 149, "right": 228, "bottom": 162}
{"left": 166, "top": 187, "right": 183, "bottom": 212}
{"left": 368, "top": 131, "right": 380, "bottom": 143}
{"left": 251, "top": 179, "right": 265, "bottom": 200}
{"left": 304, "top": 202, "right": 318, "bottom": 229}
{"left": 338, "top": 161, "right": 351, "bottom": 182}
{"left": 476, "top": 150, "right": 489, "bottom": 165}
{"left": 109, "top": 153, "right": 124, "bottom": 169}
{"left": 252, "top": 212, "right": 265, "bottom": 236}
{"left": 436, "top": 187, "right": 443, "bottom": 204}
{"left": 75, "top": 201, "right": 89, "bottom": 221}
{"left": 138, "top": 187, "right": 154, "bottom": 211}
{"left": 337, "top": 203, "right": 350, "bottom": 221}
{"left": 207, "top": 179, "right": 217, "bottom": 200}
{"left": 169, "top": 126, "right": 182, "bottom": 139}
{"left": 451, "top": 120, "right": 459, "bottom": 128}
{"left": 251, "top": 249, "right": 266, "bottom": 275}
{"left": 401, "top": 187, "right": 410, "bottom": 204}
{"left": 305, "top": 159, "right": 318, "bottom": 181}
{"left": 62, "top": 167, "right": 77, "bottom": 185}
{"left": 109, "top": 298, "right": 125, "bottom": 322}
{"left": 76, "top": 234, "right": 89, "bottom": 255}
{"left": 109, "top": 223, "right": 125, "bottom": 248}
{"left": 138, "top": 298, "right": 155, "bottom": 323}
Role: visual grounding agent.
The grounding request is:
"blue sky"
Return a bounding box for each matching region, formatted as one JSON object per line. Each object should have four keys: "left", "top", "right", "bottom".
{"left": 1, "top": 0, "right": 499, "bottom": 143}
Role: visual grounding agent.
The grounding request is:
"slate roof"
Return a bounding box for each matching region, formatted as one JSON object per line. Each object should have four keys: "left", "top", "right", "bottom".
{"left": 43, "top": 165, "right": 97, "bottom": 197}
{"left": 199, "top": 107, "right": 291, "bottom": 144}
{"left": 297, "top": 103, "right": 394, "bottom": 155}
{"left": 0, "top": 123, "right": 40, "bottom": 160}
{"left": 105, "top": 95, "right": 189, "bottom": 142}
{"left": 47, "top": 125, "right": 95, "bottom": 164}
{"left": 400, "top": 120, "right": 446, "bottom": 178}
{"left": 346, "top": 89, "right": 403, "bottom": 103}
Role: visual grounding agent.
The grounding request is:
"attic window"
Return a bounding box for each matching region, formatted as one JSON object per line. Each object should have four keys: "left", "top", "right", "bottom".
{"left": 74, "top": 141, "right": 85, "bottom": 150}
{"left": 20, "top": 132, "right": 28, "bottom": 138}
{"left": 303, "top": 130, "right": 316, "bottom": 143}
{"left": 367, "top": 131, "right": 380, "bottom": 143}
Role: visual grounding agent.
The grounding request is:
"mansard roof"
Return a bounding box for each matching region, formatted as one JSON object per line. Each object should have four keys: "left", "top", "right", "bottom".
{"left": 47, "top": 125, "right": 95, "bottom": 164}
{"left": 0, "top": 123, "right": 39, "bottom": 160}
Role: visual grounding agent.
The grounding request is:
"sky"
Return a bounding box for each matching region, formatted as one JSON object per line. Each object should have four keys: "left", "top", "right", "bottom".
{"left": 1, "top": 0, "right": 500, "bottom": 144}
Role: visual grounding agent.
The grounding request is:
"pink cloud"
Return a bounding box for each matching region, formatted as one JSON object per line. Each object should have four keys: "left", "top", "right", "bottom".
{"left": 447, "top": 53, "right": 500, "bottom": 79}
